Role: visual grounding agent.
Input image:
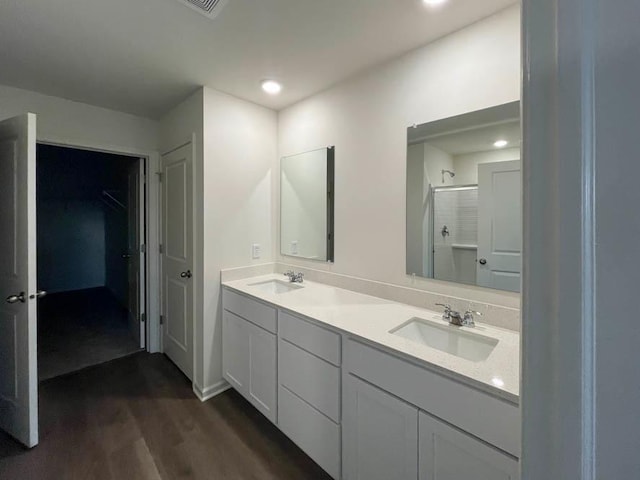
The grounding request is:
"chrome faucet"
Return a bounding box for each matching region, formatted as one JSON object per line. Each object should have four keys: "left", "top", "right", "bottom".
{"left": 435, "top": 303, "right": 481, "bottom": 327}
{"left": 284, "top": 270, "right": 304, "bottom": 283}
{"left": 462, "top": 309, "right": 483, "bottom": 328}
{"left": 435, "top": 303, "right": 460, "bottom": 325}
{"left": 436, "top": 303, "right": 452, "bottom": 321}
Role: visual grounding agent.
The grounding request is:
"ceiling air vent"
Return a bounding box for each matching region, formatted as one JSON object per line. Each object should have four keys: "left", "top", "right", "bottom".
{"left": 177, "top": 0, "right": 229, "bottom": 19}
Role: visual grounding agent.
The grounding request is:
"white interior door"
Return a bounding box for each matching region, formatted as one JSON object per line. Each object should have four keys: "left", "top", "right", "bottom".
{"left": 0, "top": 113, "right": 39, "bottom": 448}
{"left": 477, "top": 160, "right": 522, "bottom": 292}
{"left": 161, "top": 143, "right": 193, "bottom": 380}
{"left": 127, "top": 159, "right": 145, "bottom": 348}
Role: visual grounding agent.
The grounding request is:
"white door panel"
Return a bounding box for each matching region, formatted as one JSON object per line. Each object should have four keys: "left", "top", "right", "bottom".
{"left": 161, "top": 143, "right": 193, "bottom": 380}
{"left": 222, "top": 311, "right": 249, "bottom": 392}
{"left": 166, "top": 278, "right": 188, "bottom": 349}
{"left": 477, "top": 160, "right": 522, "bottom": 292}
{"left": 344, "top": 374, "right": 418, "bottom": 480}
{"left": 419, "top": 411, "right": 519, "bottom": 480}
{"left": 0, "top": 113, "right": 38, "bottom": 448}
{"left": 247, "top": 322, "right": 277, "bottom": 421}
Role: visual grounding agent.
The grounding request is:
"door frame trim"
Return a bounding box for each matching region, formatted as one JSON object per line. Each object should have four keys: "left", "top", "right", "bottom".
{"left": 36, "top": 135, "right": 161, "bottom": 353}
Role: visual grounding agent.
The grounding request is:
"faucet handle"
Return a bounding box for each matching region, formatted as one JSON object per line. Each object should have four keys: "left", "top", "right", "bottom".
{"left": 284, "top": 270, "right": 294, "bottom": 277}
{"left": 435, "top": 303, "right": 452, "bottom": 319}
{"left": 463, "top": 309, "right": 482, "bottom": 327}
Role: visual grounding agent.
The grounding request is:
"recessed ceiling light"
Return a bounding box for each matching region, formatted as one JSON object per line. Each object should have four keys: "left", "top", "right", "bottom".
{"left": 493, "top": 139, "right": 509, "bottom": 148}
{"left": 261, "top": 80, "right": 282, "bottom": 95}
{"left": 423, "top": 0, "right": 448, "bottom": 6}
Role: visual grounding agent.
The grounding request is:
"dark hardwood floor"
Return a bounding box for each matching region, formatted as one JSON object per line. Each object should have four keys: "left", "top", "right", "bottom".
{"left": 0, "top": 353, "right": 332, "bottom": 480}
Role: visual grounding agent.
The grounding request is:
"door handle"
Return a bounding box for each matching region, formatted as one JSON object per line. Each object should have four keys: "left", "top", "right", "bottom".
{"left": 122, "top": 254, "right": 132, "bottom": 259}
{"left": 478, "top": 258, "right": 487, "bottom": 265}
{"left": 29, "top": 290, "right": 47, "bottom": 300}
{"left": 6, "top": 292, "right": 26, "bottom": 304}
{"left": 180, "top": 270, "right": 192, "bottom": 279}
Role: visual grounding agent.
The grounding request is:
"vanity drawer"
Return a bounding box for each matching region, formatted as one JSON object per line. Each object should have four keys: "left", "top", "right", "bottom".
{"left": 222, "top": 287, "right": 277, "bottom": 334}
{"left": 345, "top": 339, "right": 521, "bottom": 457}
{"left": 279, "top": 338, "right": 341, "bottom": 422}
{"left": 279, "top": 311, "right": 341, "bottom": 366}
{"left": 278, "top": 385, "right": 341, "bottom": 479}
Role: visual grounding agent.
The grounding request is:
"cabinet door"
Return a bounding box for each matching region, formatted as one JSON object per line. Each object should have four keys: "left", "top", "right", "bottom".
{"left": 222, "top": 311, "right": 249, "bottom": 395}
{"left": 344, "top": 375, "right": 418, "bottom": 480}
{"left": 247, "top": 321, "right": 277, "bottom": 423}
{"left": 419, "top": 412, "right": 519, "bottom": 480}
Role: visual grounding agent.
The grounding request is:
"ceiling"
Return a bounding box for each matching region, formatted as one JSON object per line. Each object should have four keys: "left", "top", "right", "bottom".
{"left": 0, "top": 0, "right": 517, "bottom": 118}
{"left": 424, "top": 120, "right": 521, "bottom": 156}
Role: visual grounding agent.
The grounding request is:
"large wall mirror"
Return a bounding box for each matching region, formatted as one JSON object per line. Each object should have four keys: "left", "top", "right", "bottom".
{"left": 406, "top": 102, "right": 521, "bottom": 293}
{"left": 281, "top": 147, "right": 335, "bottom": 262}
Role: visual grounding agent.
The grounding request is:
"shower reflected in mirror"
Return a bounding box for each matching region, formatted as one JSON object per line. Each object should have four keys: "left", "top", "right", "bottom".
{"left": 406, "top": 102, "right": 522, "bottom": 293}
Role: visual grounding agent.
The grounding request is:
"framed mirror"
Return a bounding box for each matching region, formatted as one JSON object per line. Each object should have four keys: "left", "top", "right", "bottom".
{"left": 406, "top": 102, "right": 521, "bottom": 293}
{"left": 280, "top": 147, "right": 335, "bottom": 262}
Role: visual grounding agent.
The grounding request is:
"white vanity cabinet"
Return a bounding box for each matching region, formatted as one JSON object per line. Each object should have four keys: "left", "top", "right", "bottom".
{"left": 343, "top": 374, "right": 418, "bottom": 480}
{"left": 344, "top": 338, "right": 520, "bottom": 480}
{"left": 222, "top": 290, "right": 277, "bottom": 423}
{"left": 222, "top": 288, "right": 342, "bottom": 479}
{"left": 419, "top": 412, "right": 518, "bottom": 480}
{"left": 277, "top": 311, "right": 342, "bottom": 479}
{"left": 221, "top": 310, "right": 249, "bottom": 391}
{"left": 221, "top": 284, "right": 520, "bottom": 480}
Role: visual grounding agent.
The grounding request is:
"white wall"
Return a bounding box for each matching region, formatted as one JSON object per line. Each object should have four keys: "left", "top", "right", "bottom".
{"left": 160, "top": 87, "right": 278, "bottom": 394}
{"left": 202, "top": 87, "right": 277, "bottom": 392}
{"left": 453, "top": 147, "right": 521, "bottom": 185}
{"left": 159, "top": 89, "right": 205, "bottom": 386}
{"left": 278, "top": 6, "right": 520, "bottom": 307}
{"left": 424, "top": 143, "right": 455, "bottom": 187}
{"left": 0, "top": 84, "right": 158, "bottom": 152}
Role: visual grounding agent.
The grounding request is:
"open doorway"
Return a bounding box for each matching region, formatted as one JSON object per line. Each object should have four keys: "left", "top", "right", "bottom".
{"left": 36, "top": 144, "right": 146, "bottom": 381}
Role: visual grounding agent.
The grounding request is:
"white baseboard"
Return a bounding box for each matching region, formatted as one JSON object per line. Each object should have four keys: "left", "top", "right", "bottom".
{"left": 192, "top": 380, "right": 231, "bottom": 402}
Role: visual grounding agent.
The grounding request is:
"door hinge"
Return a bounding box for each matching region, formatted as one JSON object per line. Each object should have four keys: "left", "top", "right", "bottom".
{"left": 140, "top": 244, "right": 146, "bottom": 254}
{"left": 160, "top": 315, "right": 164, "bottom": 325}
{"left": 140, "top": 313, "right": 146, "bottom": 323}
{"left": 159, "top": 244, "right": 164, "bottom": 254}
{"left": 156, "top": 172, "right": 163, "bottom": 182}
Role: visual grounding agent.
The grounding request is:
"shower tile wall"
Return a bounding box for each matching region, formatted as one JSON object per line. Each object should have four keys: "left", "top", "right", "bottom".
{"left": 433, "top": 188, "right": 478, "bottom": 285}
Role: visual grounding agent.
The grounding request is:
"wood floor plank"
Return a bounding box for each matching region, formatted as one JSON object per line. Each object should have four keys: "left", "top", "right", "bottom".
{"left": 109, "top": 438, "right": 163, "bottom": 480}
{"left": 0, "top": 353, "right": 333, "bottom": 480}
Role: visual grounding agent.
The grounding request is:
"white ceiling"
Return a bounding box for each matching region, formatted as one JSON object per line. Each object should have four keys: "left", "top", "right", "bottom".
{"left": 425, "top": 120, "right": 521, "bottom": 155}
{"left": 0, "top": 0, "right": 517, "bottom": 118}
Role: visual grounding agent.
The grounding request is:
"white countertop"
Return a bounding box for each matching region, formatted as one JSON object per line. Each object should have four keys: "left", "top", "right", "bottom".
{"left": 222, "top": 274, "right": 520, "bottom": 404}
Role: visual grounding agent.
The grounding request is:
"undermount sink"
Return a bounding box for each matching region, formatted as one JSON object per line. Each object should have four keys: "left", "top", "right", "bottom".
{"left": 247, "top": 279, "right": 304, "bottom": 295}
{"left": 390, "top": 317, "right": 498, "bottom": 362}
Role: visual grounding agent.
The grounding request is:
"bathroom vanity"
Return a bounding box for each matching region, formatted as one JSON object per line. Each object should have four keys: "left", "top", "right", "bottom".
{"left": 221, "top": 275, "right": 520, "bottom": 480}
